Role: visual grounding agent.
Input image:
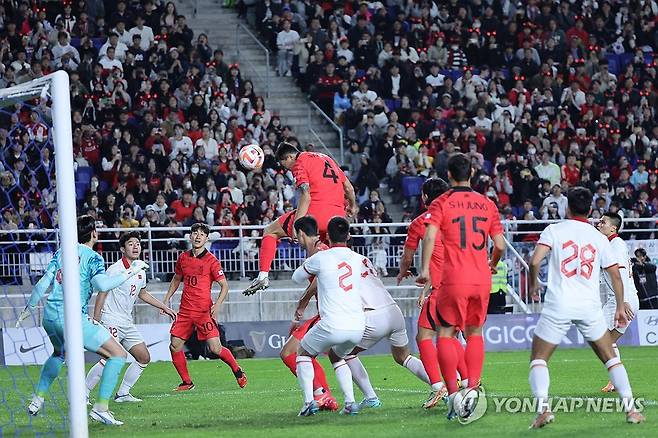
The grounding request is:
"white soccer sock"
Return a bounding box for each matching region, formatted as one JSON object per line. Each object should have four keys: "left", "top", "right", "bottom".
{"left": 431, "top": 382, "right": 445, "bottom": 392}
{"left": 612, "top": 343, "right": 620, "bottom": 360}
{"left": 345, "top": 355, "right": 377, "bottom": 400}
{"left": 605, "top": 357, "right": 634, "bottom": 412}
{"left": 461, "top": 379, "right": 469, "bottom": 388}
{"left": 257, "top": 271, "right": 269, "bottom": 281}
{"left": 117, "top": 361, "right": 148, "bottom": 396}
{"left": 529, "top": 359, "right": 550, "bottom": 413}
{"left": 333, "top": 359, "right": 356, "bottom": 404}
{"left": 402, "top": 355, "right": 430, "bottom": 385}
{"left": 85, "top": 359, "right": 105, "bottom": 396}
{"left": 296, "top": 356, "right": 315, "bottom": 404}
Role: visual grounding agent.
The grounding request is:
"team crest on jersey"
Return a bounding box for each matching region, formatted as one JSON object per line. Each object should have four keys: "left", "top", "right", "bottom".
{"left": 219, "top": 270, "right": 224, "bottom": 277}
{"left": 424, "top": 213, "right": 431, "bottom": 219}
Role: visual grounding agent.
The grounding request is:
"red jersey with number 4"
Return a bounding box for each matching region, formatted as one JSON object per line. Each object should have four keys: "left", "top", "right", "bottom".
{"left": 405, "top": 215, "right": 444, "bottom": 288}
{"left": 293, "top": 152, "right": 346, "bottom": 210}
{"left": 425, "top": 187, "right": 502, "bottom": 285}
{"left": 174, "top": 249, "right": 225, "bottom": 313}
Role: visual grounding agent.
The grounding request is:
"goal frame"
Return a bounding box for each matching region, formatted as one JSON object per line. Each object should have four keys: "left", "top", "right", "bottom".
{"left": 1, "top": 70, "right": 88, "bottom": 437}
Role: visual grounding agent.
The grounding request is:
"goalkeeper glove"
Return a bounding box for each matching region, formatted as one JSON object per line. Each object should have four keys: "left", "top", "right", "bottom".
{"left": 126, "top": 260, "right": 149, "bottom": 277}
{"left": 16, "top": 306, "right": 32, "bottom": 328}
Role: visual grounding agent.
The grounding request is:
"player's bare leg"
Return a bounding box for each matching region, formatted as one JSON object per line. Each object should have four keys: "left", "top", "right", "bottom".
{"left": 243, "top": 220, "right": 287, "bottom": 295}
{"left": 601, "top": 329, "right": 623, "bottom": 393}
{"left": 170, "top": 336, "right": 194, "bottom": 391}
{"left": 280, "top": 335, "right": 337, "bottom": 410}
{"left": 588, "top": 333, "right": 645, "bottom": 424}
{"left": 89, "top": 338, "right": 128, "bottom": 426}
{"left": 206, "top": 336, "right": 247, "bottom": 388}
{"left": 528, "top": 335, "right": 559, "bottom": 429}
{"left": 416, "top": 327, "right": 447, "bottom": 409}
{"left": 114, "top": 343, "right": 150, "bottom": 403}
{"left": 327, "top": 349, "right": 359, "bottom": 415}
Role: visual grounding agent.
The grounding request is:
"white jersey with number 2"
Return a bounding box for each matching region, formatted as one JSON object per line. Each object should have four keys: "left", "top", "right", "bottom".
{"left": 537, "top": 219, "right": 617, "bottom": 319}
{"left": 294, "top": 246, "right": 365, "bottom": 331}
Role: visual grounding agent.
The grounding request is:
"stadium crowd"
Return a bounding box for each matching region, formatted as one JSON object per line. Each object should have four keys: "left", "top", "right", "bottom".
{"left": 0, "top": 0, "right": 656, "bottom": 243}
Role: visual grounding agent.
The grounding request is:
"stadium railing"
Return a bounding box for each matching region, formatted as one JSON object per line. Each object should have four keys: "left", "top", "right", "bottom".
{"left": 235, "top": 22, "right": 271, "bottom": 98}
{"left": 308, "top": 100, "right": 345, "bottom": 162}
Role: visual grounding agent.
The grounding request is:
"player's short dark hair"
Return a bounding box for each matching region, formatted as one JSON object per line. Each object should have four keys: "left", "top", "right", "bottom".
{"left": 567, "top": 186, "right": 593, "bottom": 217}
{"left": 275, "top": 142, "right": 299, "bottom": 161}
{"left": 422, "top": 178, "right": 450, "bottom": 204}
{"left": 327, "top": 216, "right": 350, "bottom": 244}
{"left": 447, "top": 153, "right": 471, "bottom": 182}
{"left": 77, "top": 215, "right": 96, "bottom": 244}
{"left": 602, "top": 211, "right": 623, "bottom": 231}
{"left": 190, "top": 222, "right": 210, "bottom": 235}
{"left": 119, "top": 230, "right": 141, "bottom": 247}
{"left": 294, "top": 216, "right": 318, "bottom": 237}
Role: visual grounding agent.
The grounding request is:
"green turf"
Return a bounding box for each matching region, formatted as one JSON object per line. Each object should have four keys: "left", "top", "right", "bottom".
{"left": 1, "top": 347, "right": 656, "bottom": 437}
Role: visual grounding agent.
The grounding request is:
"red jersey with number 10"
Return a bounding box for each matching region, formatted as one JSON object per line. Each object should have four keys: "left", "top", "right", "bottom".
{"left": 292, "top": 152, "right": 346, "bottom": 210}
{"left": 174, "top": 249, "right": 225, "bottom": 313}
{"left": 424, "top": 187, "right": 502, "bottom": 286}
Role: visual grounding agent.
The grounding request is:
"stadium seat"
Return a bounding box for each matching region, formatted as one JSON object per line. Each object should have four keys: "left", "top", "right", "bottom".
{"left": 75, "top": 182, "right": 88, "bottom": 201}
{"left": 402, "top": 176, "right": 425, "bottom": 199}
{"left": 75, "top": 166, "right": 93, "bottom": 185}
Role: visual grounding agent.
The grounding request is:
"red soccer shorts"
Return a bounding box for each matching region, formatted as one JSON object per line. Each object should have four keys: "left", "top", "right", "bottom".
{"left": 290, "top": 315, "right": 321, "bottom": 341}
{"left": 170, "top": 311, "right": 220, "bottom": 341}
{"left": 279, "top": 207, "right": 345, "bottom": 241}
{"left": 418, "top": 292, "right": 439, "bottom": 331}
{"left": 436, "top": 284, "right": 490, "bottom": 330}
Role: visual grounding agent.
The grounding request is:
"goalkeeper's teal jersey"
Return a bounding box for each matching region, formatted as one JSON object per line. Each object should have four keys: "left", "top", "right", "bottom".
{"left": 41, "top": 244, "right": 106, "bottom": 321}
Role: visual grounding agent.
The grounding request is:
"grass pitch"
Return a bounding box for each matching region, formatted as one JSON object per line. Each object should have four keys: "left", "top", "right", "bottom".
{"left": 1, "top": 347, "right": 656, "bottom": 437}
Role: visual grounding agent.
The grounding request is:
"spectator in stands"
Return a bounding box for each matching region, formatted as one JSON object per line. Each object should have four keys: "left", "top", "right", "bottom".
{"left": 633, "top": 248, "right": 658, "bottom": 310}
{"left": 276, "top": 19, "right": 299, "bottom": 77}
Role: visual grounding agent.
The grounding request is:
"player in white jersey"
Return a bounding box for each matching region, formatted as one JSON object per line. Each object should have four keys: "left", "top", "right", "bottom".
{"left": 596, "top": 212, "right": 640, "bottom": 393}
{"left": 528, "top": 187, "right": 645, "bottom": 428}
{"left": 339, "top": 256, "right": 431, "bottom": 409}
{"left": 292, "top": 217, "right": 366, "bottom": 417}
{"left": 85, "top": 231, "right": 176, "bottom": 403}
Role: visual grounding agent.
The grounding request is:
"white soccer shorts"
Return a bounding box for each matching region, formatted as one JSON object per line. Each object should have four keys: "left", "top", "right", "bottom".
{"left": 358, "top": 304, "right": 408, "bottom": 350}
{"left": 534, "top": 310, "right": 608, "bottom": 345}
{"left": 300, "top": 321, "right": 364, "bottom": 358}
{"left": 101, "top": 318, "right": 145, "bottom": 352}
{"left": 602, "top": 293, "right": 640, "bottom": 334}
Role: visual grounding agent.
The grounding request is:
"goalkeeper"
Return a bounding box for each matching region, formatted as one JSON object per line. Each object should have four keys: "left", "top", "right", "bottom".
{"left": 17, "top": 215, "right": 149, "bottom": 426}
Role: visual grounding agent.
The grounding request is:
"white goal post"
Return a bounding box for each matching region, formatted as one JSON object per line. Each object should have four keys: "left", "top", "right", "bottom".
{"left": 0, "top": 71, "right": 88, "bottom": 437}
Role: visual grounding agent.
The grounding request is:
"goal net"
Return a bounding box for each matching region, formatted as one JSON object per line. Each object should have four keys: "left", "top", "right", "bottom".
{"left": 0, "top": 72, "right": 88, "bottom": 436}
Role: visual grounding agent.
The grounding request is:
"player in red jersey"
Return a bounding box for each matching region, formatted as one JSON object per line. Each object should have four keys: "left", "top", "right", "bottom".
{"left": 242, "top": 142, "right": 357, "bottom": 296}
{"left": 278, "top": 216, "right": 338, "bottom": 411}
{"left": 398, "top": 177, "right": 468, "bottom": 409}
{"left": 418, "top": 153, "right": 505, "bottom": 420}
{"left": 163, "top": 223, "right": 247, "bottom": 391}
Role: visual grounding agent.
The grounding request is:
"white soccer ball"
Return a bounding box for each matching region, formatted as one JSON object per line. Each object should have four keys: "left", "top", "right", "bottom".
{"left": 453, "top": 388, "right": 480, "bottom": 418}
{"left": 239, "top": 144, "right": 265, "bottom": 170}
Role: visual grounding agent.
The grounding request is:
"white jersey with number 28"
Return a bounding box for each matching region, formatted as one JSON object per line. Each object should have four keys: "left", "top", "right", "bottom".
{"left": 538, "top": 219, "right": 617, "bottom": 319}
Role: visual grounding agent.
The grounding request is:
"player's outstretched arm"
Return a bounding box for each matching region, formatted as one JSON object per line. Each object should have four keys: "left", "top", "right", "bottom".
{"left": 295, "top": 278, "right": 318, "bottom": 321}
{"left": 528, "top": 244, "right": 550, "bottom": 299}
{"left": 91, "top": 260, "right": 149, "bottom": 292}
{"left": 397, "top": 246, "right": 415, "bottom": 285}
{"left": 342, "top": 178, "right": 358, "bottom": 218}
{"left": 605, "top": 264, "right": 628, "bottom": 328}
{"left": 139, "top": 288, "right": 177, "bottom": 320}
{"left": 162, "top": 274, "right": 182, "bottom": 308}
{"left": 293, "top": 183, "right": 312, "bottom": 227}
{"left": 489, "top": 233, "right": 506, "bottom": 271}
{"left": 18, "top": 268, "right": 56, "bottom": 327}
{"left": 418, "top": 224, "right": 438, "bottom": 284}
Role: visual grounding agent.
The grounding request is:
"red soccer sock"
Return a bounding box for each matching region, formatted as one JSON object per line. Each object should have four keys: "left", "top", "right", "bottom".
{"left": 312, "top": 358, "right": 330, "bottom": 393}
{"left": 171, "top": 350, "right": 192, "bottom": 384}
{"left": 218, "top": 347, "right": 241, "bottom": 373}
{"left": 452, "top": 337, "right": 469, "bottom": 381}
{"left": 465, "top": 335, "right": 485, "bottom": 388}
{"left": 282, "top": 353, "right": 297, "bottom": 376}
{"left": 436, "top": 337, "right": 459, "bottom": 394}
{"left": 417, "top": 338, "right": 442, "bottom": 385}
{"left": 259, "top": 235, "right": 278, "bottom": 273}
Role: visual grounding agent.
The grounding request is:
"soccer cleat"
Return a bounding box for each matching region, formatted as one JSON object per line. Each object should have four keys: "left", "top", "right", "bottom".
{"left": 315, "top": 392, "right": 339, "bottom": 411}
{"left": 601, "top": 381, "right": 616, "bottom": 393}
{"left": 359, "top": 397, "right": 382, "bottom": 409}
{"left": 298, "top": 400, "right": 320, "bottom": 417}
{"left": 114, "top": 393, "right": 142, "bottom": 403}
{"left": 173, "top": 381, "right": 195, "bottom": 391}
{"left": 27, "top": 395, "right": 44, "bottom": 416}
{"left": 243, "top": 277, "right": 270, "bottom": 296}
{"left": 529, "top": 410, "right": 555, "bottom": 429}
{"left": 89, "top": 408, "right": 124, "bottom": 426}
{"left": 339, "top": 402, "right": 360, "bottom": 415}
{"left": 626, "top": 410, "right": 646, "bottom": 424}
{"left": 234, "top": 369, "right": 248, "bottom": 388}
{"left": 446, "top": 393, "right": 458, "bottom": 421}
{"left": 422, "top": 385, "right": 448, "bottom": 409}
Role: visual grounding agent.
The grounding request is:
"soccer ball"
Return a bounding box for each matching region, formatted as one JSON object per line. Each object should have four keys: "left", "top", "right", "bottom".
{"left": 239, "top": 144, "right": 265, "bottom": 170}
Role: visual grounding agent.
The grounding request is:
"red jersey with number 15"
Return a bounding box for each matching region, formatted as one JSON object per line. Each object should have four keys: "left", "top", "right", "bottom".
{"left": 174, "top": 249, "right": 225, "bottom": 313}
{"left": 424, "top": 187, "right": 502, "bottom": 286}
{"left": 292, "top": 152, "right": 346, "bottom": 210}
